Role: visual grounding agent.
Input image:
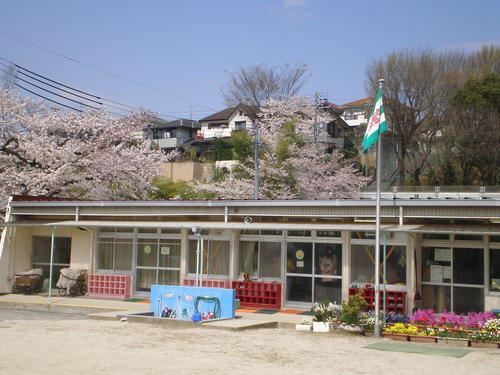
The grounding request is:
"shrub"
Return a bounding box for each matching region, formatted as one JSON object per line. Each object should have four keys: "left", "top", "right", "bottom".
{"left": 340, "top": 293, "right": 368, "bottom": 325}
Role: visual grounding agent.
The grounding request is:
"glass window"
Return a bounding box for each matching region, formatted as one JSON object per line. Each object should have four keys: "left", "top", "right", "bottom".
{"left": 207, "top": 240, "right": 230, "bottom": 276}
{"left": 351, "top": 231, "right": 375, "bottom": 240}
{"left": 188, "top": 239, "right": 230, "bottom": 276}
{"left": 158, "top": 269, "right": 179, "bottom": 285}
{"left": 421, "top": 285, "right": 451, "bottom": 312}
{"left": 158, "top": 239, "right": 181, "bottom": 268}
{"left": 138, "top": 228, "right": 158, "bottom": 234}
{"left": 422, "top": 233, "right": 450, "bottom": 240}
{"left": 136, "top": 269, "right": 156, "bottom": 292}
{"left": 239, "top": 241, "right": 258, "bottom": 277}
{"left": 97, "top": 240, "right": 113, "bottom": 270}
{"left": 455, "top": 234, "right": 483, "bottom": 241}
{"left": 160, "top": 228, "right": 180, "bottom": 234}
{"left": 421, "top": 247, "right": 452, "bottom": 283}
{"left": 453, "top": 248, "right": 483, "bottom": 285}
{"left": 314, "top": 278, "right": 342, "bottom": 304}
{"left": 453, "top": 287, "right": 484, "bottom": 314}
{"left": 240, "top": 229, "right": 259, "bottom": 235}
{"left": 287, "top": 242, "right": 312, "bottom": 274}
{"left": 490, "top": 235, "right": 500, "bottom": 243}
{"left": 261, "top": 230, "right": 282, "bottom": 236}
{"left": 317, "top": 230, "right": 341, "bottom": 238}
{"left": 114, "top": 240, "right": 133, "bottom": 271}
{"left": 315, "top": 243, "right": 342, "bottom": 277}
{"left": 137, "top": 239, "right": 158, "bottom": 267}
{"left": 259, "top": 242, "right": 281, "bottom": 278}
{"left": 351, "top": 245, "right": 406, "bottom": 285}
{"left": 286, "top": 276, "right": 312, "bottom": 303}
{"left": 490, "top": 249, "right": 500, "bottom": 292}
{"left": 287, "top": 230, "right": 311, "bottom": 237}
{"left": 33, "top": 236, "right": 71, "bottom": 264}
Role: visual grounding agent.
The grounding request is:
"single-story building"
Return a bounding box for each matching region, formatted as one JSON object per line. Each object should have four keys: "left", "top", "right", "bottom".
{"left": 1, "top": 192, "right": 499, "bottom": 314}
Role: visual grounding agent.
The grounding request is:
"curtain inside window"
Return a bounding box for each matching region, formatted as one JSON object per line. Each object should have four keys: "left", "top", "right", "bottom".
{"left": 239, "top": 241, "right": 258, "bottom": 277}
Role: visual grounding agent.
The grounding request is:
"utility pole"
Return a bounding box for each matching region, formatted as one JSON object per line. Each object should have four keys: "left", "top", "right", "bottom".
{"left": 313, "top": 92, "right": 319, "bottom": 143}
{"left": 253, "top": 120, "right": 260, "bottom": 200}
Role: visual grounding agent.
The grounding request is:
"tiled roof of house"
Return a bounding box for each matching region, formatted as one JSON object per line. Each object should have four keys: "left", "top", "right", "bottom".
{"left": 148, "top": 118, "right": 200, "bottom": 130}
{"left": 340, "top": 97, "right": 373, "bottom": 108}
{"left": 199, "top": 104, "right": 259, "bottom": 122}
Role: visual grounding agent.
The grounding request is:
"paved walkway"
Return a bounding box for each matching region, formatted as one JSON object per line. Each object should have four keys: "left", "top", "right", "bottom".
{"left": 0, "top": 293, "right": 311, "bottom": 330}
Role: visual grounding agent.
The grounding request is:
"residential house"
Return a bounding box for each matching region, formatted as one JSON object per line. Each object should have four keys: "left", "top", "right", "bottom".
{"left": 144, "top": 118, "right": 200, "bottom": 152}
{"left": 197, "top": 104, "right": 258, "bottom": 140}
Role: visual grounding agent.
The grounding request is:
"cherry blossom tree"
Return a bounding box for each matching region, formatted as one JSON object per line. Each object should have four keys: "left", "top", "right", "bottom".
{"left": 0, "top": 90, "right": 177, "bottom": 211}
{"left": 194, "top": 97, "right": 368, "bottom": 199}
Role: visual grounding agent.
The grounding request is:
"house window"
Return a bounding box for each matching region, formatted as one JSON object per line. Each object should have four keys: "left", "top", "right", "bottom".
{"left": 188, "top": 240, "right": 230, "bottom": 277}
{"left": 239, "top": 241, "right": 281, "bottom": 279}
{"left": 490, "top": 249, "right": 500, "bottom": 292}
{"left": 97, "top": 238, "right": 133, "bottom": 271}
{"left": 32, "top": 236, "right": 71, "bottom": 288}
{"left": 350, "top": 244, "right": 406, "bottom": 285}
{"left": 235, "top": 121, "right": 246, "bottom": 131}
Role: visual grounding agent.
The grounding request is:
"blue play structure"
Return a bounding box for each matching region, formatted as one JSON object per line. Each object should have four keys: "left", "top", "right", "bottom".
{"left": 150, "top": 285, "right": 236, "bottom": 321}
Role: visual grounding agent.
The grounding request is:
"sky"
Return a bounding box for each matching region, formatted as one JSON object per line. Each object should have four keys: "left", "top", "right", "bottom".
{"left": 1, "top": 0, "right": 499, "bottom": 119}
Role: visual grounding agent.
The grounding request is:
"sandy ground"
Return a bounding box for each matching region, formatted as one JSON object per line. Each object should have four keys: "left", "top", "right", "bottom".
{"left": 0, "top": 316, "right": 499, "bottom": 375}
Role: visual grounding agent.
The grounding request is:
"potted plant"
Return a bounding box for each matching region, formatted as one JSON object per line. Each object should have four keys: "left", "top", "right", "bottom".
{"left": 311, "top": 300, "right": 336, "bottom": 333}
{"left": 338, "top": 293, "right": 367, "bottom": 332}
{"left": 296, "top": 319, "right": 313, "bottom": 332}
{"left": 469, "top": 318, "right": 500, "bottom": 349}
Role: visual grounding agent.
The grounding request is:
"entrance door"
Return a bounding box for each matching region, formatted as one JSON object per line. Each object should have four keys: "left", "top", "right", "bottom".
{"left": 32, "top": 236, "right": 71, "bottom": 288}
{"left": 135, "top": 238, "right": 181, "bottom": 292}
{"left": 285, "top": 242, "right": 343, "bottom": 306}
{"left": 286, "top": 242, "right": 313, "bottom": 305}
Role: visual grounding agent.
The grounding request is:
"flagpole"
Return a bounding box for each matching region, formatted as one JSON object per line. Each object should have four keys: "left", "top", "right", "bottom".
{"left": 374, "top": 78, "right": 385, "bottom": 338}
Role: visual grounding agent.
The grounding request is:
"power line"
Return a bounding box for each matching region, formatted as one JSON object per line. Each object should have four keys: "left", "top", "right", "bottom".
{"left": 0, "top": 31, "right": 217, "bottom": 111}
{"left": 11, "top": 71, "right": 100, "bottom": 110}
{"left": 14, "top": 82, "right": 83, "bottom": 112}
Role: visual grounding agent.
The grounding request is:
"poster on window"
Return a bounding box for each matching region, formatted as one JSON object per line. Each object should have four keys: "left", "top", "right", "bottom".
{"left": 434, "top": 248, "right": 451, "bottom": 262}
{"left": 430, "top": 265, "right": 443, "bottom": 283}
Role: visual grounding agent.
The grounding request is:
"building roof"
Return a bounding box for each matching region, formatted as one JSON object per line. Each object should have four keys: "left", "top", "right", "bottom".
{"left": 147, "top": 118, "right": 200, "bottom": 130}
{"left": 199, "top": 104, "right": 259, "bottom": 122}
{"left": 340, "top": 97, "right": 373, "bottom": 109}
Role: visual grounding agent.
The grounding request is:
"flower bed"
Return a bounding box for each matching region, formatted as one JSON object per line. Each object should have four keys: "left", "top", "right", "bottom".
{"left": 382, "top": 311, "right": 500, "bottom": 348}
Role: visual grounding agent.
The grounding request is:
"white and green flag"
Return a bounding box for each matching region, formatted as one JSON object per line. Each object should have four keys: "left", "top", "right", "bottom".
{"left": 361, "top": 87, "right": 388, "bottom": 153}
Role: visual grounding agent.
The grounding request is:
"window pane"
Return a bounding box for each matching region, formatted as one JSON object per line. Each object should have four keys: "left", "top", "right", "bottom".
{"left": 239, "top": 241, "right": 258, "bottom": 277}
{"left": 32, "top": 236, "right": 71, "bottom": 264}
{"left": 317, "top": 230, "right": 341, "bottom": 238}
{"left": 351, "top": 244, "right": 374, "bottom": 284}
{"left": 158, "top": 269, "right": 180, "bottom": 286}
{"left": 455, "top": 234, "right": 483, "bottom": 241}
{"left": 160, "top": 228, "right": 180, "bottom": 234}
{"left": 158, "top": 239, "right": 181, "bottom": 268}
{"left": 422, "top": 233, "right": 449, "bottom": 240}
{"left": 314, "top": 278, "right": 342, "bottom": 304}
{"left": 351, "top": 245, "right": 405, "bottom": 285}
{"left": 352, "top": 231, "right": 375, "bottom": 240}
{"left": 261, "top": 230, "right": 282, "bottom": 236}
{"left": 453, "top": 287, "right": 484, "bottom": 314}
{"left": 208, "top": 240, "right": 230, "bottom": 276}
{"left": 188, "top": 240, "right": 208, "bottom": 274}
{"left": 287, "top": 230, "right": 311, "bottom": 237}
{"left": 421, "top": 247, "right": 452, "bottom": 283}
{"left": 384, "top": 246, "right": 406, "bottom": 285}
{"left": 287, "top": 242, "right": 312, "bottom": 274}
{"left": 32, "top": 237, "right": 52, "bottom": 263}
{"left": 137, "top": 239, "right": 158, "bottom": 267}
{"left": 490, "top": 249, "right": 500, "bottom": 292}
{"left": 138, "top": 228, "right": 158, "bottom": 234}
{"left": 490, "top": 235, "right": 500, "bottom": 243}
{"left": 97, "top": 240, "right": 113, "bottom": 270}
{"left": 315, "top": 243, "right": 342, "bottom": 277}
{"left": 136, "top": 269, "right": 156, "bottom": 292}
{"left": 286, "top": 276, "right": 312, "bottom": 303}
{"left": 421, "top": 284, "right": 451, "bottom": 312}
{"left": 259, "top": 242, "right": 281, "bottom": 278}
{"left": 453, "top": 248, "right": 483, "bottom": 285}
{"left": 114, "top": 239, "right": 133, "bottom": 271}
